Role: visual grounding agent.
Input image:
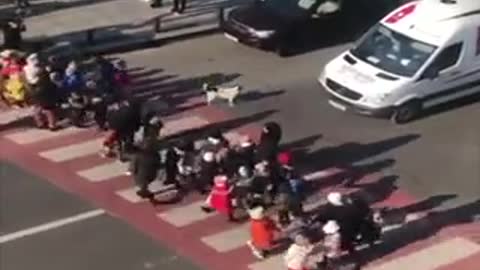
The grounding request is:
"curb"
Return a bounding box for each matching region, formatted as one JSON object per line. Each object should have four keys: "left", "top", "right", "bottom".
{"left": 38, "top": 25, "right": 220, "bottom": 57}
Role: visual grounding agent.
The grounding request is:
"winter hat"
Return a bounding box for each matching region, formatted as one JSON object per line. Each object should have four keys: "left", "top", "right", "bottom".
{"left": 85, "top": 80, "right": 97, "bottom": 89}
{"left": 27, "top": 53, "right": 39, "bottom": 64}
{"left": 238, "top": 166, "right": 251, "bottom": 178}
{"left": 65, "top": 61, "right": 78, "bottom": 76}
{"left": 240, "top": 136, "right": 253, "bottom": 148}
{"left": 115, "top": 59, "right": 127, "bottom": 70}
{"left": 327, "top": 192, "right": 343, "bottom": 206}
{"left": 277, "top": 151, "right": 292, "bottom": 166}
{"left": 248, "top": 206, "right": 264, "bottom": 220}
{"left": 0, "top": 50, "right": 13, "bottom": 58}
{"left": 214, "top": 175, "right": 228, "bottom": 188}
{"left": 323, "top": 220, "right": 340, "bottom": 234}
{"left": 149, "top": 116, "right": 162, "bottom": 126}
{"left": 203, "top": 152, "right": 215, "bottom": 162}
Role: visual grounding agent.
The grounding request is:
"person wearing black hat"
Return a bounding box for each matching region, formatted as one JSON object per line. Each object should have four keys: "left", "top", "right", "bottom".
{"left": 256, "top": 122, "right": 282, "bottom": 163}
{"left": 1, "top": 16, "right": 25, "bottom": 50}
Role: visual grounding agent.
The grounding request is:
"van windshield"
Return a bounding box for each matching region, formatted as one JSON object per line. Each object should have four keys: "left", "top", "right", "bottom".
{"left": 350, "top": 24, "right": 437, "bottom": 77}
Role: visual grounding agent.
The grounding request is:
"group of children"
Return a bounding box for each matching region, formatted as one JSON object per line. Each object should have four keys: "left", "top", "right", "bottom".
{"left": 0, "top": 49, "right": 131, "bottom": 131}
{"left": 114, "top": 117, "right": 372, "bottom": 270}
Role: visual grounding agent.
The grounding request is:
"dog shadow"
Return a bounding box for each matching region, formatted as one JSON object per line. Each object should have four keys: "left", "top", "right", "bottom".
{"left": 238, "top": 89, "right": 286, "bottom": 103}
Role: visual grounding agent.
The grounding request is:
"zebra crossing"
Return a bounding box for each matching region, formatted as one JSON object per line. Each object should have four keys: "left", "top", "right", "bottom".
{"left": 0, "top": 108, "right": 479, "bottom": 270}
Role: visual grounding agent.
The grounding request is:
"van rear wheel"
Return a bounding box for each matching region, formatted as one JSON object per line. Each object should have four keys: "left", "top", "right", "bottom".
{"left": 391, "top": 100, "right": 421, "bottom": 124}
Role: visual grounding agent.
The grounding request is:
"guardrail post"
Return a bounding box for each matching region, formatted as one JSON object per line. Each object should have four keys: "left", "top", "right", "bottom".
{"left": 86, "top": 29, "right": 95, "bottom": 45}
{"left": 218, "top": 7, "right": 224, "bottom": 26}
{"left": 153, "top": 16, "right": 162, "bottom": 33}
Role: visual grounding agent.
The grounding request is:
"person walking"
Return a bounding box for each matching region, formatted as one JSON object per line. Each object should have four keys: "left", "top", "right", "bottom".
{"left": 246, "top": 206, "right": 280, "bottom": 259}
{"left": 1, "top": 17, "right": 25, "bottom": 50}
{"left": 284, "top": 233, "right": 314, "bottom": 270}
{"left": 171, "top": 0, "right": 187, "bottom": 14}
{"left": 322, "top": 220, "right": 342, "bottom": 269}
{"left": 202, "top": 174, "right": 235, "bottom": 221}
{"left": 131, "top": 138, "right": 161, "bottom": 199}
{"left": 31, "top": 73, "right": 59, "bottom": 130}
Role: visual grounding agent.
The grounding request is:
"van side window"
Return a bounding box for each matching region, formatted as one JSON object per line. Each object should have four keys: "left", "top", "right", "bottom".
{"left": 431, "top": 43, "right": 463, "bottom": 71}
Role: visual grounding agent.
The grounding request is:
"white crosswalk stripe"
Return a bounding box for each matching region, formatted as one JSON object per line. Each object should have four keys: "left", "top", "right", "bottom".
{"left": 161, "top": 116, "right": 209, "bottom": 137}
{"left": 249, "top": 255, "right": 284, "bottom": 270}
{"left": 4, "top": 126, "right": 82, "bottom": 144}
{"left": 201, "top": 224, "right": 250, "bottom": 252}
{"left": 368, "top": 237, "right": 480, "bottom": 270}
{"left": 116, "top": 181, "right": 176, "bottom": 203}
{"left": 157, "top": 200, "right": 217, "bottom": 227}
{"left": 0, "top": 107, "right": 33, "bottom": 125}
{"left": 39, "top": 138, "right": 103, "bottom": 162}
{"left": 77, "top": 160, "right": 128, "bottom": 182}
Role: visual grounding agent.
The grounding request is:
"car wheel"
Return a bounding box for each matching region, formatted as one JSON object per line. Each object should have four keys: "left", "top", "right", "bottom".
{"left": 390, "top": 100, "right": 421, "bottom": 124}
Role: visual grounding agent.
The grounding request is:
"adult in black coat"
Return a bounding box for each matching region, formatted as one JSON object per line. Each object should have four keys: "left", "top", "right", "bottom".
{"left": 106, "top": 99, "right": 141, "bottom": 160}
{"left": 164, "top": 144, "right": 181, "bottom": 189}
{"left": 31, "top": 73, "right": 60, "bottom": 130}
{"left": 315, "top": 192, "right": 369, "bottom": 253}
{"left": 256, "top": 122, "right": 282, "bottom": 163}
{"left": 132, "top": 139, "right": 161, "bottom": 198}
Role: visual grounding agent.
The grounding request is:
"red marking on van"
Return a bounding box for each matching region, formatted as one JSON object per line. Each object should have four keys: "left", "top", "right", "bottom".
{"left": 386, "top": 3, "right": 418, "bottom": 24}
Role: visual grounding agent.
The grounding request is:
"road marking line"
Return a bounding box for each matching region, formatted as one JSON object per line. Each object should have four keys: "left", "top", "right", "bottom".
{"left": 77, "top": 160, "right": 128, "bottom": 182}
{"left": 116, "top": 182, "right": 175, "bottom": 203}
{"left": 368, "top": 237, "right": 480, "bottom": 270}
{"left": 157, "top": 200, "right": 217, "bottom": 227}
{"left": 161, "top": 116, "right": 210, "bottom": 137}
{"left": 201, "top": 224, "right": 250, "bottom": 252}
{"left": 39, "top": 138, "right": 103, "bottom": 162}
{"left": 0, "top": 108, "right": 33, "bottom": 125}
{"left": 0, "top": 209, "right": 105, "bottom": 244}
{"left": 4, "top": 126, "right": 82, "bottom": 144}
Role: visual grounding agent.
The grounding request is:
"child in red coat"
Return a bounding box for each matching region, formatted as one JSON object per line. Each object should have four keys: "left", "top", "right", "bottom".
{"left": 202, "top": 174, "right": 235, "bottom": 221}
{"left": 246, "top": 206, "right": 280, "bottom": 259}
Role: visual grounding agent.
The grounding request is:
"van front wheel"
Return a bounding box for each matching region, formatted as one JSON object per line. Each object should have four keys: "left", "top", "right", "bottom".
{"left": 391, "top": 101, "right": 421, "bottom": 124}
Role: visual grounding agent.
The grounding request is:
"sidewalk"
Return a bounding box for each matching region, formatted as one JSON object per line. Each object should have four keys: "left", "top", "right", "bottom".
{"left": 9, "top": 0, "right": 246, "bottom": 54}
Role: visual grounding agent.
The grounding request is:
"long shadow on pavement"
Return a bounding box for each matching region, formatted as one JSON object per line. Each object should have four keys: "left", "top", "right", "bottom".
{"left": 355, "top": 199, "right": 480, "bottom": 266}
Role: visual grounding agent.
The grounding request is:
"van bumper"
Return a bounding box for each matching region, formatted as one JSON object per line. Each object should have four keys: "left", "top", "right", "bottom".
{"left": 327, "top": 94, "right": 394, "bottom": 118}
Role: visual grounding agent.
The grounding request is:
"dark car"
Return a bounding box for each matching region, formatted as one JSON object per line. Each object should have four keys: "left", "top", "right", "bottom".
{"left": 221, "top": 0, "right": 343, "bottom": 56}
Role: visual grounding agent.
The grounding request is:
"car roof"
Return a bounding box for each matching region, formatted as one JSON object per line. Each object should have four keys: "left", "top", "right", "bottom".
{"left": 380, "top": 0, "right": 480, "bottom": 46}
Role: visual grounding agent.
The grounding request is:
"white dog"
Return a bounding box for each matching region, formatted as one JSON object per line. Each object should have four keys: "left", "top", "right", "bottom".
{"left": 203, "top": 83, "right": 242, "bottom": 107}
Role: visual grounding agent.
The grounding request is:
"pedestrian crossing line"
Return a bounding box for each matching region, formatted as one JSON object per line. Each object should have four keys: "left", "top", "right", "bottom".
{"left": 368, "top": 237, "right": 480, "bottom": 270}
{"left": 157, "top": 200, "right": 217, "bottom": 227}
{"left": 0, "top": 107, "right": 33, "bottom": 126}
{"left": 435, "top": 251, "right": 480, "bottom": 270}
{"left": 201, "top": 224, "right": 250, "bottom": 252}
{"left": 38, "top": 138, "right": 104, "bottom": 162}
{"left": 116, "top": 181, "right": 176, "bottom": 203}
{"left": 76, "top": 160, "right": 129, "bottom": 182}
{"left": 303, "top": 167, "right": 344, "bottom": 181}
{"left": 248, "top": 254, "right": 284, "bottom": 270}
{"left": 161, "top": 115, "right": 210, "bottom": 137}
{"left": 4, "top": 126, "right": 83, "bottom": 145}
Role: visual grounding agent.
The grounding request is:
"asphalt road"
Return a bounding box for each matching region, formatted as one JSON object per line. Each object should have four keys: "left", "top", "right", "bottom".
{"left": 0, "top": 161, "right": 202, "bottom": 270}
{"left": 117, "top": 31, "right": 480, "bottom": 207}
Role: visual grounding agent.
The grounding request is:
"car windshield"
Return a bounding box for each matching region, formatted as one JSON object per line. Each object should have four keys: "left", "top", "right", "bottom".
{"left": 263, "top": 0, "right": 312, "bottom": 18}
{"left": 350, "top": 24, "right": 437, "bottom": 77}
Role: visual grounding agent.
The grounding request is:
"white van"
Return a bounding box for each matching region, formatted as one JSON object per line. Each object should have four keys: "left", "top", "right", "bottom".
{"left": 318, "top": 0, "right": 480, "bottom": 123}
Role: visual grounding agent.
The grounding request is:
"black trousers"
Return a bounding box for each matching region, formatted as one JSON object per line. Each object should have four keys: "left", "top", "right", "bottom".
{"left": 172, "top": 0, "right": 186, "bottom": 12}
